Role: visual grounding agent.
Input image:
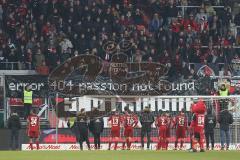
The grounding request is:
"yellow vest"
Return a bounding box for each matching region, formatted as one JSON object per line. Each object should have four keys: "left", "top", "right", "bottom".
{"left": 24, "top": 90, "right": 33, "bottom": 104}
{"left": 69, "top": 117, "right": 75, "bottom": 128}
{"left": 219, "top": 89, "right": 228, "bottom": 96}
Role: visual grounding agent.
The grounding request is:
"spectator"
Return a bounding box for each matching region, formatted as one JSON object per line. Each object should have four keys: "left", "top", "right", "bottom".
{"left": 195, "top": 8, "right": 208, "bottom": 24}
{"left": 234, "top": 12, "right": 240, "bottom": 26}
{"left": 218, "top": 109, "right": 233, "bottom": 150}
{"left": 0, "top": 0, "right": 238, "bottom": 81}
{"left": 7, "top": 110, "right": 21, "bottom": 150}
{"left": 0, "top": 4, "right": 3, "bottom": 28}
{"left": 36, "top": 61, "right": 49, "bottom": 76}
{"left": 34, "top": 49, "right": 45, "bottom": 68}
{"left": 149, "top": 13, "right": 163, "bottom": 33}
{"left": 133, "top": 8, "right": 143, "bottom": 25}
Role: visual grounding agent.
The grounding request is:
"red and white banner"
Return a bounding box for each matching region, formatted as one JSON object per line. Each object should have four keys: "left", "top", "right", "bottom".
{"left": 9, "top": 98, "right": 44, "bottom": 106}
{"left": 22, "top": 143, "right": 240, "bottom": 151}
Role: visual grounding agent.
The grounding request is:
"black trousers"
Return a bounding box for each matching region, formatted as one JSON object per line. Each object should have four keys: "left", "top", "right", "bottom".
{"left": 141, "top": 129, "right": 151, "bottom": 149}
{"left": 78, "top": 131, "right": 90, "bottom": 150}
{"left": 24, "top": 103, "right": 32, "bottom": 119}
{"left": 10, "top": 130, "right": 19, "bottom": 150}
{"left": 205, "top": 131, "right": 214, "bottom": 149}
{"left": 93, "top": 133, "right": 101, "bottom": 149}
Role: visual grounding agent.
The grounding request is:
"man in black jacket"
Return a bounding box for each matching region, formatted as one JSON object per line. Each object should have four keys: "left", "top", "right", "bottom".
{"left": 7, "top": 110, "right": 21, "bottom": 150}
{"left": 204, "top": 108, "right": 216, "bottom": 150}
{"left": 74, "top": 109, "right": 90, "bottom": 150}
{"left": 89, "top": 107, "right": 104, "bottom": 150}
{"left": 219, "top": 109, "right": 233, "bottom": 150}
{"left": 139, "top": 106, "right": 155, "bottom": 150}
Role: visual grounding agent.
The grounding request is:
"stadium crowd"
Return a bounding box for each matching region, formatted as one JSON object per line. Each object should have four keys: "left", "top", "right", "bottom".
{"left": 0, "top": 0, "right": 240, "bottom": 77}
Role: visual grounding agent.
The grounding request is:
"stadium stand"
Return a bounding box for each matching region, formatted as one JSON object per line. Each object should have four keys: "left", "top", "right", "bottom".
{"left": 0, "top": 0, "right": 239, "bottom": 77}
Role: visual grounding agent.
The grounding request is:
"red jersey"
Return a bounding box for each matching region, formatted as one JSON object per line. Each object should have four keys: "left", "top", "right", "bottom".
{"left": 155, "top": 116, "right": 168, "bottom": 128}
{"left": 122, "top": 113, "right": 138, "bottom": 128}
{"left": 175, "top": 114, "right": 187, "bottom": 129}
{"left": 27, "top": 114, "right": 40, "bottom": 132}
{"left": 191, "top": 113, "right": 205, "bottom": 133}
{"left": 108, "top": 115, "right": 121, "bottom": 129}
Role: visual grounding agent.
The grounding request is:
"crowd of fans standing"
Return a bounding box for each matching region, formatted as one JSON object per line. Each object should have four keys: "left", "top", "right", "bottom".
{"left": 0, "top": 0, "right": 239, "bottom": 78}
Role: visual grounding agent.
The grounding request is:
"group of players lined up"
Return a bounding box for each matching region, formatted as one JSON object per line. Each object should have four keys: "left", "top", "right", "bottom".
{"left": 25, "top": 99, "right": 207, "bottom": 152}
{"left": 109, "top": 99, "right": 208, "bottom": 152}
{"left": 108, "top": 106, "right": 189, "bottom": 151}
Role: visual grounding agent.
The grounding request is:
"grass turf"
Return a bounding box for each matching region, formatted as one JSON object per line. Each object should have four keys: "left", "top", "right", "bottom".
{"left": 0, "top": 150, "right": 239, "bottom": 160}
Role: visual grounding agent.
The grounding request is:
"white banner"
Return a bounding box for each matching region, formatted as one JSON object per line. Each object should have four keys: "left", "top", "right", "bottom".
{"left": 22, "top": 143, "right": 240, "bottom": 151}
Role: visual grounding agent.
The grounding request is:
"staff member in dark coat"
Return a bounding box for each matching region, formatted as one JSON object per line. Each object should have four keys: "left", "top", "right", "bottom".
{"left": 219, "top": 109, "right": 233, "bottom": 150}
{"left": 139, "top": 106, "right": 155, "bottom": 150}
{"left": 204, "top": 108, "right": 216, "bottom": 150}
{"left": 74, "top": 109, "right": 91, "bottom": 150}
{"left": 7, "top": 110, "right": 21, "bottom": 150}
{"left": 89, "top": 107, "right": 104, "bottom": 150}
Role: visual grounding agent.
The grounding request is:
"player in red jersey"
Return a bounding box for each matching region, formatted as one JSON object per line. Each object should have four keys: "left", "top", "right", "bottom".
{"left": 190, "top": 99, "right": 206, "bottom": 152}
{"left": 108, "top": 111, "right": 122, "bottom": 150}
{"left": 27, "top": 109, "right": 40, "bottom": 150}
{"left": 165, "top": 112, "right": 173, "bottom": 150}
{"left": 174, "top": 109, "right": 187, "bottom": 150}
{"left": 121, "top": 107, "right": 138, "bottom": 150}
{"left": 155, "top": 111, "right": 168, "bottom": 150}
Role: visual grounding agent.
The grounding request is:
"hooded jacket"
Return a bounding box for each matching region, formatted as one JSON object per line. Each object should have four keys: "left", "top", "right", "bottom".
{"left": 139, "top": 109, "right": 154, "bottom": 132}
{"left": 219, "top": 110, "right": 233, "bottom": 131}
{"left": 8, "top": 113, "right": 21, "bottom": 131}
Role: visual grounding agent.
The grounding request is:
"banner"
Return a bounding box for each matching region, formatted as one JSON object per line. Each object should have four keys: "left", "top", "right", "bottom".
{"left": 48, "top": 55, "right": 200, "bottom": 96}
{"left": 5, "top": 75, "right": 48, "bottom": 98}
{"left": 21, "top": 143, "right": 240, "bottom": 151}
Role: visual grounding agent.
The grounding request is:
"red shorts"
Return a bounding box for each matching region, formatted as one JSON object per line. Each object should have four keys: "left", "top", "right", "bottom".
{"left": 194, "top": 129, "right": 204, "bottom": 141}
{"left": 166, "top": 127, "right": 170, "bottom": 138}
{"left": 159, "top": 126, "right": 167, "bottom": 138}
{"left": 111, "top": 127, "right": 120, "bottom": 137}
{"left": 124, "top": 127, "right": 133, "bottom": 137}
{"left": 176, "top": 127, "right": 186, "bottom": 138}
{"left": 28, "top": 130, "right": 39, "bottom": 138}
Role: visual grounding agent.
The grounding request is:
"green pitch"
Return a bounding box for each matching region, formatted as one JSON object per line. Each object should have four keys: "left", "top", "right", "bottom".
{"left": 0, "top": 150, "right": 239, "bottom": 160}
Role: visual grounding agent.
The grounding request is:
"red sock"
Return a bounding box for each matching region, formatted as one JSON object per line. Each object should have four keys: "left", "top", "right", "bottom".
{"left": 114, "top": 142, "right": 118, "bottom": 150}
{"left": 180, "top": 140, "right": 183, "bottom": 149}
{"left": 199, "top": 140, "right": 204, "bottom": 150}
{"left": 192, "top": 139, "right": 197, "bottom": 150}
{"left": 36, "top": 141, "right": 39, "bottom": 150}
{"left": 30, "top": 143, "right": 33, "bottom": 150}
{"left": 165, "top": 140, "right": 169, "bottom": 150}
{"left": 125, "top": 139, "right": 128, "bottom": 148}
{"left": 175, "top": 140, "right": 178, "bottom": 149}
{"left": 122, "top": 142, "right": 125, "bottom": 149}
{"left": 127, "top": 141, "right": 131, "bottom": 149}
{"left": 157, "top": 140, "right": 161, "bottom": 150}
{"left": 108, "top": 142, "right": 112, "bottom": 150}
{"left": 162, "top": 140, "right": 166, "bottom": 150}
